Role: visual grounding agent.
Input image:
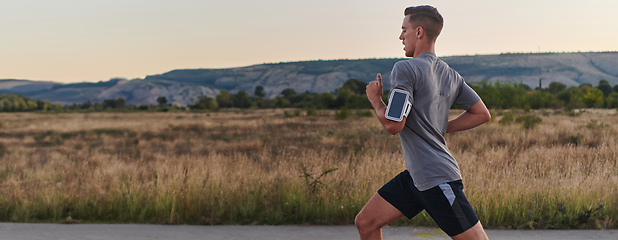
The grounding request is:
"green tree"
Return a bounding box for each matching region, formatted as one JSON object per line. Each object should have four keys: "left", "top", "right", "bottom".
{"left": 207, "top": 97, "right": 219, "bottom": 110}
{"left": 102, "top": 98, "right": 125, "bottom": 109}
{"left": 1, "top": 99, "right": 13, "bottom": 112}
{"left": 528, "top": 91, "right": 561, "bottom": 109}
{"left": 26, "top": 99, "right": 38, "bottom": 110}
{"left": 606, "top": 92, "right": 618, "bottom": 108}
{"left": 102, "top": 99, "right": 115, "bottom": 109}
{"left": 81, "top": 100, "right": 93, "bottom": 109}
{"left": 43, "top": 101, "right": 53, "bottom": 111}
{"left": 36, "top": 99, "right": 45, "bottom": 110}
{"left": 472, "top": 81, "right": 501, "bottom": 109}
{"left": 349, "top": 94, "right": 372, "bottom": 109}
{"left": 14, "top": 98, "right": 27, "bottom": 111}
{"left": 340, "top": 78, "right": 367, "bottom": 95}
{"left": 54, "top": 103, "right": 63, "bottom": 111}
{"left": 116, "top": 98, "right": 125, "bottom": 108}
{"left": 233, "top": 91, "right": 251, "bottom": 108}
{"left": 548, "top": 82, "right": 566, "bottom": 94}
{"left": 254, "top": 86, "right": 266, "bottom": 98}
{"left": 472, "top": 81, "right": 528, "bottom": 109}
{"left": 597, "top": 80, "right": 613, "bottom": 97}
{"left": 216, "top": 90, "right": 232, "bottom": 108}
{"left": 0, "top": 94, "right": 52, "bottom": 112}
{"left": 275, "top": 97, "right": 291, "bottom": 108}
{"left": 317, "top": 93, "right": 335, "bottom": 109}
{"left": 333, "top": 87, "right": 352, "bottom": 109}
{"left": 257, "top": 98, "right": 277, "bottom": 108}
{"left": 93, "top": 102, "right": 103, "bottom": 111}
{"left": 566, "top": 85, "right": 593, "bottom": 109}
{"left": 581, "top": 88, "right": 604, "bottom": 108}
{"left": 281, "top": 88, "right": 296, "bottom": 98}
{"left": 557, "top": 87, "right": 577, "bottom": 105}
{"left": 190, "top": 96, "right": 218, "bottom": 110}
{"left": 156, "top": 96, "right": 168, "bottom": 106}
{"left": 580, "top": 83, "right": 593, "bottom": 88}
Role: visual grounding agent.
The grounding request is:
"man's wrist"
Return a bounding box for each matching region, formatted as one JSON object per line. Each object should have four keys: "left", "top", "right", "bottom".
{"left": 370, "top": 97, "right": 385, "bottom": 110}
{"left": 368, "top": 93, "right": 382, "bottom": 104}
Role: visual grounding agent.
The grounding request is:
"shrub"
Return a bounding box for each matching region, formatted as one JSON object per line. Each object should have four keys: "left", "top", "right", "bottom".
{"left": 564, "top": 109, "right": 580, "bottom": 117}
{"left": 0, "top": 142, "right": 7, "bottom": 158}
{"left": 355, "top": 109, "right": 373, "bottom": 117}
{"left": 499, "top": 111, "right": 515, "bottom": 125}
{"left": 284, "top": 111, "right": 294, "bottom": 118}
{"left": 299, "top": 162, "right": 339, "bottom": 194}
{"left": 515, "top": 114, "right": 542, "bottom": 129}
{"left": 306, "top": 107, "right": 317, "bottom": 116}
{"left": 585, "top": 120, "right": 608, "bottom": 129}
{"left": 335, "top": 108, "right": 350, "bottom": 120}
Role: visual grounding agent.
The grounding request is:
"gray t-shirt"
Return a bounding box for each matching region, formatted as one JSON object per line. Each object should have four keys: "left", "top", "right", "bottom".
{"left": 389, "top": 52, "right": 480, "bottom": 191}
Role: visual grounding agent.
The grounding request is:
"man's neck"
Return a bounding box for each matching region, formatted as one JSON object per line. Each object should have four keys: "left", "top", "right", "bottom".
{"left": 412, "top": 44, "right": 436, "bottom": 58}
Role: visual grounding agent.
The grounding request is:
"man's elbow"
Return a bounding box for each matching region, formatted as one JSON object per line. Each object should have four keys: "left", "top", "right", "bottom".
{"left": 386, "top": 127, "right": 400, "bottom": 135}
{"left": 468, "top": 100, "right": 491, "bottom": 124}
{"left": 384, "top": 122, "right": 405, "bottom": 135}
{"left": 482, "top": 111, "right": 491, "bottom": 123}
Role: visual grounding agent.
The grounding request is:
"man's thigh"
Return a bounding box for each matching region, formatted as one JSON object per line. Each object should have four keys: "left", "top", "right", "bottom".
{"left": 417, "top": 180, "right": 480, "bottom": 237}
{"left": 376, "top": 170, "right": 425, "bottom": 219}
{"left": 356, "top": 170, "right": 420, "bottom": 229}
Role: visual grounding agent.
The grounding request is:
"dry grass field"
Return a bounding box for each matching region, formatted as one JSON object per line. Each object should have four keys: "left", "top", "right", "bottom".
{"left": 0, "top": 109, "right": 616, "bottom": 229}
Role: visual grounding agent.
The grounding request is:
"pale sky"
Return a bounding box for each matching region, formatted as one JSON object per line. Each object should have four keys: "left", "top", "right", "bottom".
{"left": 1, "top": 0, "right": 617, "bottom": 83}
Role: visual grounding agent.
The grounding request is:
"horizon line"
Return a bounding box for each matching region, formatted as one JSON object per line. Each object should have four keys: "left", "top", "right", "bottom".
{"left": 3, "top": 50, "right": 617, "bottom": 84}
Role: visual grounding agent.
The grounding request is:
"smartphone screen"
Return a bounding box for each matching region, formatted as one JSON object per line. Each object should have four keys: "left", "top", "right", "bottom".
{"left": 387, "top": 91, "right": 407, "bottom": 120}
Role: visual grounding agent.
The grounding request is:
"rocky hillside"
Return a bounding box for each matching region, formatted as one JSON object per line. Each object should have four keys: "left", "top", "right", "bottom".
{"left": 1, "top": 52, "right": 617, "bottom": 106}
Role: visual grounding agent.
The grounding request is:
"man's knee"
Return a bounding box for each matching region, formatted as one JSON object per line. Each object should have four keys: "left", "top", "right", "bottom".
{"left": 354, "top": 212, "right": 366, "bottom": 230}
{"left": 452, "top": 221, "right": 488, "bottom": 240}
{"left": 354, "top": 211, "right": 385, "bottom": 233}
{"left": 355, "top": 211, "right": 379, "bottom": 233}
{"left": 355, "top": 193, "right": 404, "bottom": 233}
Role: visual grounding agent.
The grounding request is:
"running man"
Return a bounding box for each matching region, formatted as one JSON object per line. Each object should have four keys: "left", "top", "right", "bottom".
{"left": 356, "top": 5, "right": 491, "bottom": 240}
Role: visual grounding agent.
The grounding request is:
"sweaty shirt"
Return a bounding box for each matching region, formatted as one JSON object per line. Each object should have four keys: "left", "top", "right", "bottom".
{"left": 389, "top": 52, "right": 481, "bottom": 191}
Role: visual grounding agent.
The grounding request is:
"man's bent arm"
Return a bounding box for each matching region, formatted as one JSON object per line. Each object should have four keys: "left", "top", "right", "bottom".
{"left": 366, "top": 73, "right": 406, "bottom": 135}
{"left": 446, "top": 100, "right": 491, "bottom": 133}
{"left": 371, "top": 99, "right": 407, "bottom": 135}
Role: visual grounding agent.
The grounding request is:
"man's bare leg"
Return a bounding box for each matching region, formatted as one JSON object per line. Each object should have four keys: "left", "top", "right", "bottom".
{"left": 452, "top": 221, "right": 489, "bottom": 240}
{"left": 355, "top": 193, "right": 404, "bottom": 240}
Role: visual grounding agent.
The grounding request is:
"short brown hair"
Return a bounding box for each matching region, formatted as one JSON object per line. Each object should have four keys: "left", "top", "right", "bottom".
{"left": 404, "top": 5, "right": 443, "bottom": 41}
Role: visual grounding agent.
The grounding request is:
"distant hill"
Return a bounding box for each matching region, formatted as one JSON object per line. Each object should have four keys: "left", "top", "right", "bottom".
{"left": 2, "top": 52, "right": 617, "bottom": 106}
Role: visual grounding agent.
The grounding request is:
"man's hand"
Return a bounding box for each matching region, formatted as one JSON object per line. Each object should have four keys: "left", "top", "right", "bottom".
{"left": 365, "top": 73, "right": 406, "bottom": 135}
{"left": 366, "top": 73, "right": 383, "bottom": 104}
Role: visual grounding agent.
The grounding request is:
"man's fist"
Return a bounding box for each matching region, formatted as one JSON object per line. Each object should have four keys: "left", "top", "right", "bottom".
{"left": 366, "top": 73, "right": 383, "bottom": 104}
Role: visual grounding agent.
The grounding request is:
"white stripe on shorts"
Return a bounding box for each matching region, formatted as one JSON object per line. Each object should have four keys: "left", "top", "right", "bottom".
{"left": 438, "top": 183, "right": 456, "bottom": 206}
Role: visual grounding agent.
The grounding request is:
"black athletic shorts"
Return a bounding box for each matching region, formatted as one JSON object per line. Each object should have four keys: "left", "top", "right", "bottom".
{"left": 377, "top": 170, "right": 479, "bottom": 237}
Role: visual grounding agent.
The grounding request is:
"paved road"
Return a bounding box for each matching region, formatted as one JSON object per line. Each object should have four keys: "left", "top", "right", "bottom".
{"left": 0, "top": 223, "right": 617, "bottom": 240}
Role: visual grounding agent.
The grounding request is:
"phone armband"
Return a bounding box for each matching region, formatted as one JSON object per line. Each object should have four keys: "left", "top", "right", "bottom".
{"left": 385, "top": 89, "right": 411, "bottom": 122}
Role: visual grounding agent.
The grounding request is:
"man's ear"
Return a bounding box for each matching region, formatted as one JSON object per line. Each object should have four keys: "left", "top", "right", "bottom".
{"left": 416, "top": 27, "right": 424, "bottom": 39}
